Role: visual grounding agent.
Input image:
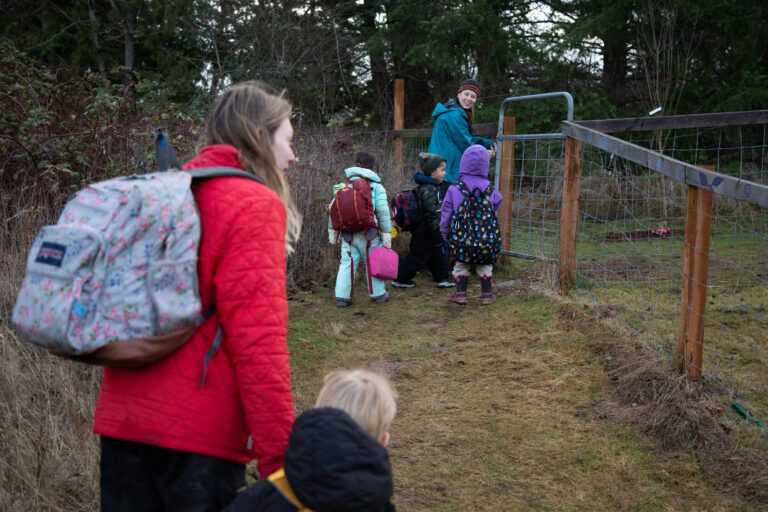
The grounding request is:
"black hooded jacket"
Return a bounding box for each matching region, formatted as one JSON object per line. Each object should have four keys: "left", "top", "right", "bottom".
{"left": 225, "top": 407, "right": 395, "bottom": 512}
{"left": 412, "top": 172, "right": 444, "bottom": 245}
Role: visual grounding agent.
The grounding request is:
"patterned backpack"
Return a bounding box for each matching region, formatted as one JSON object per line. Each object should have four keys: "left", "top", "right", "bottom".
{"left": 448, "top": 180, "right": 502, "bottom": 264}
{"left": 329, "top": 178, "right": 377, "bottom": 233}
{"left": 11, "top": 165, "right": 261, "bottom": 370}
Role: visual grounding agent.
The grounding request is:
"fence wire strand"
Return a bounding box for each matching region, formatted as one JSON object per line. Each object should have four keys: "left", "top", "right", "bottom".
{"left": 498, "top": 122, "right": 767, "bottom": 428}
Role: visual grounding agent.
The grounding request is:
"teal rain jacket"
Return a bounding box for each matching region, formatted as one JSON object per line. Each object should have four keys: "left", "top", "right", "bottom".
{"left": 427, "top": 99, "right": 494, "bottom": 184}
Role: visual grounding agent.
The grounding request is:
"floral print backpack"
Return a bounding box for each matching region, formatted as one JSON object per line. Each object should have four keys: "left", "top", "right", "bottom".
{"left": 448, "top": 180, "right": 502, "bottom": 265}
{"left": 11, "top": 166, "right": 261, "bottom": 367}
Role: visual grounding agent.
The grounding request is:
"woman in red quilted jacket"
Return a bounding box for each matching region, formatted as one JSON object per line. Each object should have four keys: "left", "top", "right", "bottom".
{"left": 93, "top": 82, "right": 302, "bottom": 511}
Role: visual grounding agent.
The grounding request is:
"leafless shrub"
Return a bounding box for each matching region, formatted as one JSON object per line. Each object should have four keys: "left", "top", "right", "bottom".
{"left": 0, "top": 188, "right": 100, "bottom": 511}
{"left": 286, "top": 128, "right": 414, "bottom": 290}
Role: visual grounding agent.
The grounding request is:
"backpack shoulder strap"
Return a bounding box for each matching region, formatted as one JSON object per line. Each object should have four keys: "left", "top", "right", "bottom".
{"left": 184, "top": 167, "right": 262, "bottom": 386}
{"left": 186, "top": 166, "right": 264, "bottom": 184}
{"left": 456, "top": 180, "right": 471, "bottom": 198}
{"left": 483, "top": 183, "right": 495, "bottom": 197}
{"left": 268, "top": 468, "right": 311, "bottom": 511}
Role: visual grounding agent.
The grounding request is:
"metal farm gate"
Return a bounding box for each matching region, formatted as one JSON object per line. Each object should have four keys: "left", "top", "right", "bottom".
{"left": 493, "top": 92, "right": 574, "bottom": 260}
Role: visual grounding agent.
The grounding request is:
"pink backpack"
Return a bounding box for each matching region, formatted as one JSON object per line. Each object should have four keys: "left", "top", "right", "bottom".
{"left": 368, "top": 246, "right": 399, "bottom": 280}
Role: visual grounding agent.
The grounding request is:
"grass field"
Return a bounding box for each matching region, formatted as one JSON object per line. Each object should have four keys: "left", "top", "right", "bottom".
{"left": 2, "top": 252, "right": 767, "bottom": 510}
{"left": 283, "top": 258, "right": 765, "bottom": 511}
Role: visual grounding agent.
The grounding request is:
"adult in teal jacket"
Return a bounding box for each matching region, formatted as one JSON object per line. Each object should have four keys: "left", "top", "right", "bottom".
{"left": 427, "top": 78, "right": 496, "bottom": 184}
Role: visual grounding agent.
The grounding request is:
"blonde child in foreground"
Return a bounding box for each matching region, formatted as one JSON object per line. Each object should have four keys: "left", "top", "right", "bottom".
{"left": 225, "top": 369, "right": 398, "bottom": 512}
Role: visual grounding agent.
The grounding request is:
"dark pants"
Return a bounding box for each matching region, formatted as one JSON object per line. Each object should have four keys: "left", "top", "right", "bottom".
{"left": 397, "top": 232, "right": 450, "bottom": 283}
{"left": 100, "top": 436, "right": 246, "bottom": 512}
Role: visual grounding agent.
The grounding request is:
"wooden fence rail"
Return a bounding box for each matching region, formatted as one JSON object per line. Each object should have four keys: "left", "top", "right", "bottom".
{"left": 560, "top": 114, "right": 767, "bottom": 380}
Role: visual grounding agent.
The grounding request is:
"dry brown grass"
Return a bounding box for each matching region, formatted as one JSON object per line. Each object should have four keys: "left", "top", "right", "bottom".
{"left": 0, "top": 189, "right": 101, "bottom": 511}
{"left": 560, "top": 302, "right": 768, "bottom": 505}
{"left": 0, "top": 335, "right": 101, "bottom": 511}
{"left": 284, "top": 271, "right": 760, "bottom": 511}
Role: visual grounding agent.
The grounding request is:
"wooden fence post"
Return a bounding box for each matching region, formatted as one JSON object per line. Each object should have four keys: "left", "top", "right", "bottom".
{"left": 559, "top": 136, "right": 584, "bottom": 295}
{"left": 675, "top": 167, "right": 714, "bottom": 380}
{"left": 675, "top": 186, "right": 699, "bottom": 373}
{"left": 393, "top": 78, "right": 405, "bottom": 175}
{"left": 497, "top": 117, "right": 516, "bottom": 252}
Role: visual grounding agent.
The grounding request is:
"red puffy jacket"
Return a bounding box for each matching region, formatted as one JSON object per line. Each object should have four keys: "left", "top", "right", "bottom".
{"left": 93, "top": 145, "right": 294, "bottom": 478}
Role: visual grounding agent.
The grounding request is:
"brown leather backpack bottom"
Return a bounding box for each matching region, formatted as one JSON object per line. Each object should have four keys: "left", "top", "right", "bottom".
{"left": 59, "top": 325, "right": 197, "bottom": 369}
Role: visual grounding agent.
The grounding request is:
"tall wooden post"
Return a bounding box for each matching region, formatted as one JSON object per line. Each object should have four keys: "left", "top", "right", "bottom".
{"left": 393, "top": 78, "right": 405, "bottom": 175}
{"left": 675, "top": 186, "right": 700, "bottom": 372}
{"left": 559, "top": 136, "right": 584, "bottom": 295}
{"left": 675, "top": 166, "right": 715, "bottom": 380}
{"left": 497, "top": 117, "right": 516, "bottom": 252}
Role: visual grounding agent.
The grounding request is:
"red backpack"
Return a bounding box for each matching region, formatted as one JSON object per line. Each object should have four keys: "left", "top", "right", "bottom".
{"left": 329, "top": 178, "right": 377, "bottom": 232}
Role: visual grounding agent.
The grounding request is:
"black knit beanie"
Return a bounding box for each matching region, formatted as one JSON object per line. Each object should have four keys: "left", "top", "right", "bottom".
{"left": 458, "top": 78, "right": 481, "bottom": 96}
{"left": 418, "top": 152, "right": 446, "bottom": 175}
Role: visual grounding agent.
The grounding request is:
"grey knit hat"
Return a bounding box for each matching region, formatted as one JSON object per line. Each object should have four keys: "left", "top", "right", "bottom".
{"left": 418, "top": 152, "right": 446, "bottom": 175}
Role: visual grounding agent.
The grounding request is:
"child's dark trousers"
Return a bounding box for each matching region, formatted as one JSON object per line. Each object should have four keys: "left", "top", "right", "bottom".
{"left": 397, "top": 232, "right": 450, "bottom": 283}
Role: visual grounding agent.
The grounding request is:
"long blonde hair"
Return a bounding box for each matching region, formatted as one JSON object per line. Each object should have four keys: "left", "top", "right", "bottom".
{"left": 203, "top": 81, "right": 302, "bottom": 254}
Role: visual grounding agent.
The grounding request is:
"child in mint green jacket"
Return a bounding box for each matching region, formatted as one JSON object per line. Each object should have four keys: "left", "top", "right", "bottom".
{"left": 329, "top": 152, "right": 392, "bottom": 307}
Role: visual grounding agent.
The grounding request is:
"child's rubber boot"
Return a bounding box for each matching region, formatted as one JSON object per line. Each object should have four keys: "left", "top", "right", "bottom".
{"left": 449, "top": 275, "right": 469, "bottom": 305}
{"left": 480, "top": 276, "right": 496, "bottom": 305}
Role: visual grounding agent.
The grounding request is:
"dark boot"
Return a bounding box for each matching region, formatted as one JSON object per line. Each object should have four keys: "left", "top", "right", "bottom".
{"left": 449, "top": 275, "right": 469, "bottom": 305}
{"left": 480, "top": 276, "right": 496, "bottom": 305}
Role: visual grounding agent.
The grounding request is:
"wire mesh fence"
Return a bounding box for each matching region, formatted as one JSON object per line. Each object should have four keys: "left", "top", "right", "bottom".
{"left": 546, "top": 119, "right": 768, "bottom": 431}
{"left": 497, "top": 136, "right": 566, "bottom": 260}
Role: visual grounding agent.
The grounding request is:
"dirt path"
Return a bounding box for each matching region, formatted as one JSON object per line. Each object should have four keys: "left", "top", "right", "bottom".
{"left": 287, "top": 270, "right": 755, "bottom": 511}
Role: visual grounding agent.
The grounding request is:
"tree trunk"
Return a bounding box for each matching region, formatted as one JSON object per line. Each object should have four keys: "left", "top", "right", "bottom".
{"left": 123, "top": 1, "right": 136, "bottom": 83}
{"left": 107, "top": 0, "right": 136, "bottom": 89}
{"left": 359, "top": 0, "right": 390, "bottom": 126}
{"left": 601, "top": 24, "right": 629, "bottom": 105}
{"left": 86, "top": 0, "right": 107, "bottom": 75}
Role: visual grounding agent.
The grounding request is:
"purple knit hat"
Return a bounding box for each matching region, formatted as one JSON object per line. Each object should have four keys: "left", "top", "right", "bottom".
{"left": 459, "top": 144, "right": 491, "bottom": 177}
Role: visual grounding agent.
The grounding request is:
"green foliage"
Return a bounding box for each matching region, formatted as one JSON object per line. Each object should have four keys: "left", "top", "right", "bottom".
{"left": 0, "top": 40, "right": 203, "bottom": 202}
{"left": 0, "top": 1, "right": 766, "bottom": 127}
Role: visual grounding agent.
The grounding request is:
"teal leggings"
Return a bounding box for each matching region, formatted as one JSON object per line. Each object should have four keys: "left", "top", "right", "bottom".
{"left": 334, "top": 232, "right": 387, "bottom": 301}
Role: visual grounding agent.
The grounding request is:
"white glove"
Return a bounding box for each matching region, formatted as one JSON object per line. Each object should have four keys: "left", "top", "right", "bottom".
{"left": 381, "top": 233, "right": 392, "bottom": 249}
{"left": 329, "top": 229, "right": 339, "bottom": 245}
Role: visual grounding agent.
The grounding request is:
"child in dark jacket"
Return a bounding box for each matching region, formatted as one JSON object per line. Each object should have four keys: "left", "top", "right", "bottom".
{"left": 224, "top": 369, "right": 397, "bottom": 512}
{"left": 391, "top": 152, "right": 453, "bottom": 289}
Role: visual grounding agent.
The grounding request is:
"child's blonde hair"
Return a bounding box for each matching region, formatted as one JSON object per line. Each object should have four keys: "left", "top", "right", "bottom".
{"left": 315, "top": 369, "right": 397, "bottom": 441}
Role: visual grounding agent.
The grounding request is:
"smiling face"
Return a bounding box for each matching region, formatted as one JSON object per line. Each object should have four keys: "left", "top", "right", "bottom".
{"left": 272, "top": 117, "right": 297, "bottom": 172}
{"left": 457, "top": 89, "right": 478, "bottom": 109}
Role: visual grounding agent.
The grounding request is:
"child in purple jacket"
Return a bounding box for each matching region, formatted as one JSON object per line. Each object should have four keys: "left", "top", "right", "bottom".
{"left": 440, "top": 144, "right": 503, "bottom": 304}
